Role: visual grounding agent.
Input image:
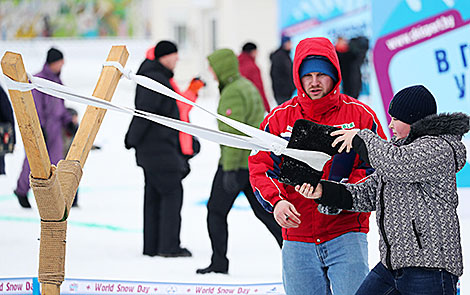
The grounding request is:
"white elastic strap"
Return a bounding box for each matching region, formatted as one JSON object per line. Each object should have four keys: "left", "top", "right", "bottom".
{"left": 3, "top": 73, "right": 331, "bottom": 171}
{"left": 105, "top": 62, "right": 286, "bottom": 151}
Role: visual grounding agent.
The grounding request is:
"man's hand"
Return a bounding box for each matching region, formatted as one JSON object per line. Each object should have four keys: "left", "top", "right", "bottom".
{"left": 330, "top": 129, "right": 360, "bottom": 153}
{"left": 273, "top": 200, "right": 301, "bottom": 228}
{"left": 295, "top": 183, "right": 322, "bottom": 199}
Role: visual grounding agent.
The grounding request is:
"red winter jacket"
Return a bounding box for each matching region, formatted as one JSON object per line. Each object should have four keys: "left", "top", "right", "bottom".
{"left": 238, "top": 52, "right": 270, "bottom": 112}
{"left": 249, "top": 37, "right": 386, "bottom": 244}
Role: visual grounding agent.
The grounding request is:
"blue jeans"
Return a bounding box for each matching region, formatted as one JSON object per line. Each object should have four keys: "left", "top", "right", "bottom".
{"left": 282, "top": 232, "right": 369, "bottom": 295}
{"left": 356, "top": 262, "right": 458, "bottom": 295}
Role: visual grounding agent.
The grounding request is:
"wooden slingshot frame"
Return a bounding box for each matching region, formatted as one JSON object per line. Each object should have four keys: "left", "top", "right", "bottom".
{"left": 1, "top": 46, "right": 129, "bottom": 295}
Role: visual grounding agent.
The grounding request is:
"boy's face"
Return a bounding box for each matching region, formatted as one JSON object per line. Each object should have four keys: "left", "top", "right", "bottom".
{"left": 389, "top": 117, "right": 411, "bottom": 139}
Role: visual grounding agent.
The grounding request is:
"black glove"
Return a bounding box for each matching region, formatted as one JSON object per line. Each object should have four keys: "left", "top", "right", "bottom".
{"left": 223, "top": 170, "right": 239, "bottom": 193}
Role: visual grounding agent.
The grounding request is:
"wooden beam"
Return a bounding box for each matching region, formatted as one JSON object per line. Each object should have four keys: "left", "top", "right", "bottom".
{"left": 1, "top": 52, "right": 51, "bottom": 179}
{"left": 41, "top": 282, "right": 60, "bottom": 295}
{"left": 66, "top": 45, "right": 129, "bottom": 166}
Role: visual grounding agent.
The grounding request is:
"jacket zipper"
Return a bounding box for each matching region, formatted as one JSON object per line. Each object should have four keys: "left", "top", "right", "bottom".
{"left": 412, "top": 219, "right": 423, "bottom": 249}
{"left": 379, "top": 182, "right": 392, "bottom": 270}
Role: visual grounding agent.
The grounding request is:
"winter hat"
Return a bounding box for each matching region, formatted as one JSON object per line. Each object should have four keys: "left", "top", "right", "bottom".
{"left": 46, "top": 48, "right": 63, "bottom": 64}
{"left": 242, "top": 42, "right": 257, "bottom": 53}
{"left": 154, "top": 40, "right": 178, "bottom": 59}
{"left": 388, "top": 85, "right": 437, "bottom": 124}
{"left": 299, "top": 55, "right": 338, "bottom": 83}
{"left": 281, "top": 35, "right": 291, "bottom": 46}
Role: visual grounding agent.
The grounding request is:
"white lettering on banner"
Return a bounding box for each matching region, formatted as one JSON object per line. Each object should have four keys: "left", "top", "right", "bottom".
{"left": 292, "top": 0, "right": 366, "bottom": 21}
{"left": 385, "top": 15, "right": 455, "bottom": 51}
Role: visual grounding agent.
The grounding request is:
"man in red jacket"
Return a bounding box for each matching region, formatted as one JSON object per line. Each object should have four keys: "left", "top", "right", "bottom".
{"left": 238, "top": 42, "right": 270, "bottom": 112}
{"left": 249, "top": 37, "right": 386, "bottom": 295}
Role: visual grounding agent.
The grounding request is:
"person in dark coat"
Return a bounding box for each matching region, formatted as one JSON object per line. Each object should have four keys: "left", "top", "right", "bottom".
{"left": 238, "top": 42, "right": 270, "bottom": 112}
{"left": 270, "top": 35, "right": 296, "bottom": 105}
{"left": 14, "top": 47, "right": 76, "bottom": 208}
{"left": 0, "top": 85, "right": 16, "bottom": 175}
{"left": 335, "top": 36, "right": 369, "bottom": 99}
{"left": 124, "top": 40, "right": 191, "bottom": 258}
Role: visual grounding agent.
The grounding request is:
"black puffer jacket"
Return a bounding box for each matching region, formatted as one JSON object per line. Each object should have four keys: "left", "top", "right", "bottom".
{"left": 124, "top": 59, "right": 186, "bottom": 173}
{"left": 270, "top": 47, "right": 295, "bottom": 104}
{"left": 319, "top": 113, "right": 469, "bottom": 276}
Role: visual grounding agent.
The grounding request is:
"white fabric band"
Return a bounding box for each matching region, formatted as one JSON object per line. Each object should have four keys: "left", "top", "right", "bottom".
{"left": 3, "top": 65, "right": 331, "bottom": 171}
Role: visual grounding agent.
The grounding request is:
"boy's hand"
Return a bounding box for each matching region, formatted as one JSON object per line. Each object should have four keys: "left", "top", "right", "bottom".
{"left": 331, "top": 129, "right": 360, "bottom": 153}
{"left": 295, "top": 183, "right": 322, "bottom": 199}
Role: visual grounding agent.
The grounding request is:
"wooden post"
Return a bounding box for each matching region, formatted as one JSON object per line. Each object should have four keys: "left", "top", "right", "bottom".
{"left": 66, "top": 46, "right": 129, "bottom": 167}
{"left": 1, "top": 52, "right": 51, "bottom": 179}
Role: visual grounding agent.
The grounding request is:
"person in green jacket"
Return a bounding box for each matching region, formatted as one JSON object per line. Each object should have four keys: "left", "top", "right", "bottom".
{"left": 196, "top": 49, "right": 282, "bottom": 275}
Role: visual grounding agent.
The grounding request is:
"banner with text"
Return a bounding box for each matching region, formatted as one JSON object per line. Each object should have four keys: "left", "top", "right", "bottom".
{"left": 0, "top": 278, "right": 285, "bottom": 295}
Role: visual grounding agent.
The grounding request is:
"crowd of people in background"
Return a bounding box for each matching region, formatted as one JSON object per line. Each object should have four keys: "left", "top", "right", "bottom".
{"left": 2, "top": 33, "right": 466, "bottom": 295}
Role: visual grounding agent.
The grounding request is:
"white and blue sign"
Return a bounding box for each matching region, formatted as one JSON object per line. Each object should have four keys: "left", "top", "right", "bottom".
{"left": 372, "top": 0, "right": 470, "bottom": 187}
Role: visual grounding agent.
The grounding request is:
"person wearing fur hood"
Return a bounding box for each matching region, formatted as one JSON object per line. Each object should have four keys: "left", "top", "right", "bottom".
{"left": 297, "top": 85, "right": 469, "bottom": 294}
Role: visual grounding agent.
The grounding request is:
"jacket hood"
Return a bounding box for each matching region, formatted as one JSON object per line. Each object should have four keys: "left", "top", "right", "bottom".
{"left": 405, "top": 112, "right": 469, "bottom": 171}
{"left": 291, "top": 37, "right": 343, "bottom": 118}
{"left": 293, "top": 37, "right": 342, "bottom": 99}
{"left": 405, "top": 112, "right": 470, "bottom": 143}
{"left": 207, "top": 49, "right": 240, "bottom": 90}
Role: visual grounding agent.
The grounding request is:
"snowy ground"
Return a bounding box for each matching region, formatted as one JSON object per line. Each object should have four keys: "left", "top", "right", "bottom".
{"left": 1, "top": 40, "right": 469, "bottom": 294}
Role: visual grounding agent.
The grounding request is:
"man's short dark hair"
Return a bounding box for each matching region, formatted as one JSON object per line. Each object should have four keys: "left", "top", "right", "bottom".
{"left": 242, "top": 42, "right": 257, "bottom": 53}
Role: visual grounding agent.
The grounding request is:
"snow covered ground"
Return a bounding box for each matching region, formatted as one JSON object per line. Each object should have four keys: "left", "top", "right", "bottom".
{"left": 0, "top": 40, "right": 469, "bottom": 294}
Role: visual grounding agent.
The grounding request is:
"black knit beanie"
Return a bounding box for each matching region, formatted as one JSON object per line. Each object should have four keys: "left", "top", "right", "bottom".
{"left": 154, "top": 40, "right": 178, "bottom": 59}
{"left": 46, "top": 47, "right": 63, "bottom": 64}
{"left": 388, "top": 85, "right": 437, "bottom": 124}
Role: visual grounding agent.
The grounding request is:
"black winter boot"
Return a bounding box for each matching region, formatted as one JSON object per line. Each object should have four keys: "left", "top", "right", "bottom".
{"left": 14, "top": 190, "right": 31, "bottom": 208}
{"left": 196, "top": 265, "right": 228, "bottom": 275}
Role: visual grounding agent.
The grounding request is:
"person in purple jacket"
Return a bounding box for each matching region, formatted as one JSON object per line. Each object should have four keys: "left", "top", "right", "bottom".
{"left": 14, "top": 47, "right": 77, "bottom": 208}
